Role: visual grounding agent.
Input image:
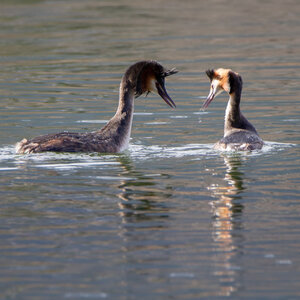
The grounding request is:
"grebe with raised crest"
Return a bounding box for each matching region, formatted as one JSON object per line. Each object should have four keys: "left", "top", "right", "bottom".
{"left": 202, "top": 68, "right": 263, "bottom": 151}
{"left": 16, "top": 60, "right": 177, "bottom": 154}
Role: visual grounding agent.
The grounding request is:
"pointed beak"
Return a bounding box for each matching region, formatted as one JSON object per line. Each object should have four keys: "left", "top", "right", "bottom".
{"left": 202, "top": 89, "right": 215, "bottom": 110}
{"left": 156, "top": 82, "right": 176, "bottom": 108}
{"left": 202, "top": 84, "right": 223, "bottom": 111}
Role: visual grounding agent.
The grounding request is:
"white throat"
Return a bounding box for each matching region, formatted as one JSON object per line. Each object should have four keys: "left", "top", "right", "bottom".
{"left": 224, "top": 97, "right": 233, "bottom": 137}
{"left": 119, "top": 109, "right": 134, "bottom": 152}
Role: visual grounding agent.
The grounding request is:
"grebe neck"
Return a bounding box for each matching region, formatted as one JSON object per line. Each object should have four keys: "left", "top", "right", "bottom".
{"left": 94, "top": 78, "right": 135, "bottom": 151}
{"left": 115, "top": 79, "right": 135, "bottom": 116}
{"left": 224, "top": 88, "right": 242, "bottom": 135}
{"left": 224, "top": 84, "right": 258, "bottom": 136}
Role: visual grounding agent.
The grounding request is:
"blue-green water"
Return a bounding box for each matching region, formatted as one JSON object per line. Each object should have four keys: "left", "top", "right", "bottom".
{"left": 0, "top": 0, "right": 300, "bottom": 299}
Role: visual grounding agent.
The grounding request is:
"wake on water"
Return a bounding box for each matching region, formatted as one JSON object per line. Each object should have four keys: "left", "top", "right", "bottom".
{"left": 0, "top": 141, "right": 296, "bottom": 171}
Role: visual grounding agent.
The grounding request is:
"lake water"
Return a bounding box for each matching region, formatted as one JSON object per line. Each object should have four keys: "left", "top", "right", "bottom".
{"left": 0, "top": 0, "right": 300, "bottom": 299}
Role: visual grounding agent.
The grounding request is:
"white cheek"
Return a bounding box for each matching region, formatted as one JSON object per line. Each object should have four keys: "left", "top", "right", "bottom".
{"left": 216, "top": 87, "right": 223, "bottom": 97}
{"left": 149, "top": 79, "right": 157, "bottom": 93}
{"left": 211, "top": 79, "right": 223, "bottom": 95}
{"left": 211, "top": 79, "right": 219, "bottom": 90}
{"left": 223, "top": 82, "right": 230, "bottom": 93}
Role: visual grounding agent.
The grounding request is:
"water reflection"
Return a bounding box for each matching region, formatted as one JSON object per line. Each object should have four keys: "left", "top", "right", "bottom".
{"left": 113, "top": 156, "right": 173, "bottom": 296}
{"left": 209, "top": 154, "right": 245, "bottom": 297}
{"left": 116, "top": 155, "right": 172, "bottom": 223}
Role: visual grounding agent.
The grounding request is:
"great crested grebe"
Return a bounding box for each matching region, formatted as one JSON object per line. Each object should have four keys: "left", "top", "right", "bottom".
{"left": 16, "top": 60, "right": 177, "bottom": 154}
{"left": 202, "top": 68, "right": 263, "bottom": 151}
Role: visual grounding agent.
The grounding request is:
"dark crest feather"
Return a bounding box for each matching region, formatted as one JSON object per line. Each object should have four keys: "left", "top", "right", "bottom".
{"left": 134, "top": 61, "right": 151, "bottom": 97}
{"left": 164, "top": 68, "right": 178, "bottom": 77}
{"left": 206, "top": 69, "right": 215, "bottom": 81}
{"left": 228, "top": 71, "right": 243, "bottom": 94}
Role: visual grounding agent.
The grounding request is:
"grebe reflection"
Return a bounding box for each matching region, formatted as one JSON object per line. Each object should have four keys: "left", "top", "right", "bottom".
{"left": 208, "top": 154, "right": 246, "bottom": 296}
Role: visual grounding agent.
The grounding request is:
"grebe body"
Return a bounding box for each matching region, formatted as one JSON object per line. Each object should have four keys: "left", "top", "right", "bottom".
{"left": 202, "top": 68, "right": 263, "bottom": 151}
{"left": 16, "top": 61, "right": 177, "bottom": 154}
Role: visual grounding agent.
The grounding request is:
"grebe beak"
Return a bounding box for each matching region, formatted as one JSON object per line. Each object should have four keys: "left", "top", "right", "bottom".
{"left": 156, "top": 81, "right": 176, "bottom": 108}
{"left": 202, "top": 84, "right": 222, "bottom": 110}
{"left": 202, "top": 89, "right": 215, "bottom": 110}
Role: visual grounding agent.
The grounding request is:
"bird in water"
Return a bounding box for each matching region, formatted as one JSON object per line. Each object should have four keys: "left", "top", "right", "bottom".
{"left": 202, "top": 68, "right": 263, "bottom": 151}
{"left": 16, "top": 60, "right": 177, "bottom": 154}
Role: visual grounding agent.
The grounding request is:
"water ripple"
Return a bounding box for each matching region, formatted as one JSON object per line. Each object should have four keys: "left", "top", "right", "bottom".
{"left": 0, "top": 141, "right": 296, "bottom": 169}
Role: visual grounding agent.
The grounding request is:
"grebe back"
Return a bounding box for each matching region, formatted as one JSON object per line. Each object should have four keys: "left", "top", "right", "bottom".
{"left": 16, "top": 60, "right": 177, "bottom": 154}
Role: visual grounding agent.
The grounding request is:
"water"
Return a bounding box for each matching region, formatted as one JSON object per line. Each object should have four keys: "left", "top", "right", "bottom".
{"left": 1, "top": 0, "right": 300, "bottom": 299}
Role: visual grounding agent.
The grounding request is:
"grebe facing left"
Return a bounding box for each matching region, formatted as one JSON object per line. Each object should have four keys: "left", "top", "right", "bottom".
{"left": 202, "top": 68, "right": 263, "bottom": 151}
{"left": 16, "top": 60, "right": 177, "bottom": 154}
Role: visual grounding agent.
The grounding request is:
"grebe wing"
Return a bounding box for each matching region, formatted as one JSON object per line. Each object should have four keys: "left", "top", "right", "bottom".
{"left": 16, "top": 131, "right": 115, "bottom": 153}
{"left": 16, "top": 132, "right": 87, "bottom": 153}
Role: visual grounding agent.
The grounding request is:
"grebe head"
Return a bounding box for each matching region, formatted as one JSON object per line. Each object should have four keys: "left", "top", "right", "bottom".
{"left": 202, "top": 68, "right": 242, "bottom": 110}
{"left": 126, "top": 61, "right": 178, "bottom": 108}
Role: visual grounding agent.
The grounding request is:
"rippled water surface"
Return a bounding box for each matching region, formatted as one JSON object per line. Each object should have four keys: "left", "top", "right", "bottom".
{"left": 1, "top": 0, "right": 300, "bottom": 299}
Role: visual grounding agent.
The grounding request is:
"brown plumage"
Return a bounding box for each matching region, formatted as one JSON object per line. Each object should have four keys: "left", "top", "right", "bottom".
{"left": 16, "top": 61, "right": 177, "bottom": 154}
